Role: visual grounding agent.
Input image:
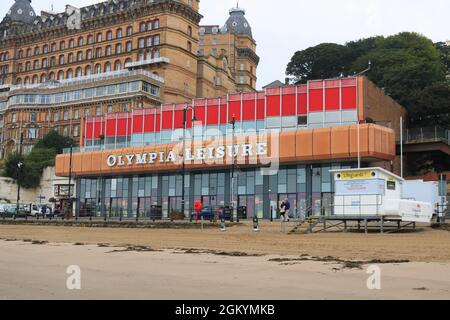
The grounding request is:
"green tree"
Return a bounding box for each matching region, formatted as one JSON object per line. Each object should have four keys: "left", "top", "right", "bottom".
{"left": 286, "top": 43, "right": 352, "bottom": 83}
{"left": 351, "top": 32, "right": 446, "bottom": 109}
{"left": 34, "top": 130, "right": 76, "bottom": 154}
{"left": 4, "top": 152, "right": 24, "bottom": 181}
{"left": 435, "top": 41, "right": 450, "bottom": 78}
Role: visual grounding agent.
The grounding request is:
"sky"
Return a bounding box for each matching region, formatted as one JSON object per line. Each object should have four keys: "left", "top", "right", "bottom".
{"left": 1, "top": 0, "right": 448, "bottom": 89}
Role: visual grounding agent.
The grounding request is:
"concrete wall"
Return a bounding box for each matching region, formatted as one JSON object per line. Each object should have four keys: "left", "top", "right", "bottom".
{"left": 0, "top": 166, "right": 73, "bottom": 206}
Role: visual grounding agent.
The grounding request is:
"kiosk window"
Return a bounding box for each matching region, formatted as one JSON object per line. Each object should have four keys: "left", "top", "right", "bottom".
{"left": 387, "top": 181, "right": 396, "bottom": 190}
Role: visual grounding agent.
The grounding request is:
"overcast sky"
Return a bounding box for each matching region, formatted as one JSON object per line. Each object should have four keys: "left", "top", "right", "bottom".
{"left": 2, "top": 0, "right": 448, "bottom": 88}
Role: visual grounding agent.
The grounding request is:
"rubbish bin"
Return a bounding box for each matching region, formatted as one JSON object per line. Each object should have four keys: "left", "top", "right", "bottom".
{"left": 237, "top": 206, "right": 247, "bottom": 220}
{"left": 222, "top": 206, "right": 233, "bottom": 221}
{"left": 150, "top": 205, "right": 162, "bottom": 221}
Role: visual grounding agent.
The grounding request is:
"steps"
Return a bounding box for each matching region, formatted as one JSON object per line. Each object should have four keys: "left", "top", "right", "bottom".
{"left": 289, "top": 217, "right": 323, "bottom": 234}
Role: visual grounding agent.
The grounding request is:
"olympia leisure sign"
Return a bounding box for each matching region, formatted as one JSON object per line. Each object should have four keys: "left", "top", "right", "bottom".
{"left": 106, "top": 142, "right": 268, "bottom": 167}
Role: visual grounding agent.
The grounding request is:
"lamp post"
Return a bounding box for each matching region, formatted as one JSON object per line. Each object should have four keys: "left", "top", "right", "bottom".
{"left": 67, "top": 141, "right": 74, "bottom": 221}
{"left": 229, "top": 115, "right": 236, "bottom": 222}
{"left": 182, "top": 105, "right": 196, "bottom": 222}
{"left": 15, "top": 132, "right": 24, "bottom": 220}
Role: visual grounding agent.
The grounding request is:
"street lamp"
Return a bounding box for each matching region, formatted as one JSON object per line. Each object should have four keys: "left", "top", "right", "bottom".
{"left": 229, "top": 114, "right": 236, "bottom": 223}
{"left": 66, "top": 141, "right": 74, "bottom": 221}
{"left": 182, "top": 105, "right": 196, "bottom": 222}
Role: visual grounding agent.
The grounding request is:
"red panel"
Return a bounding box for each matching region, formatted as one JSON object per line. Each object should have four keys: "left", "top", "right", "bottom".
{"left": 186, "top": 109, "right": 194, "bottom": 128}
{"left": 297, "top": 93, "right": 307, "bottom": 115}
{"left": 242, "top": 99, "right": 255, "bottom": 121}
{"left": 85, "top": 121, "right": 93, "bottom": 139}
{"left": 116, "top": 118, "right": 128, "bottom": 136}
{"left": 309, "top": 89, "right": 323, "bottom": 111}
{"left": 144, "top": 114, "right": 154, "bottom": 132}
{"left": 106, "top": 118, "right": 116, "bottom": 136}
{"left": 133, "top": 115, "right": 144, "bottom": 133}
{"left": 325, "top": 88, "right": 340, "bottom": 111}
{"left": 207, "top": 105, "right": 219, "bottom": 125}
{"left": 93, "top": 121, "right": 102, "bottom": 139}
{"left": 219, "top": 103, "right": 227, "bottom": 124}
{"left": 342, "top": 87, "right": 357, "bottom": 110}
{"left": 161, "top": 109, "right": 173, "bottom": 130}
{"left": 195, "top": 106, "right": 206, "bottom": 125}
{"left": 282, "top": 94, "right": 296, "bottom": 116}
{"left": 256, "top": 93, "right": 265, "bottom": 120}
{"left": 173, "top": 110, "right": 184, "bottom": 129}
{"left": 266, "top": 95, "right": 280, "bottom": 116}
{"left": 155, "top": 112, "right": 161, "bottom": 132}
{"left": 228, "top": 101, "right": 241, "bottom": 121}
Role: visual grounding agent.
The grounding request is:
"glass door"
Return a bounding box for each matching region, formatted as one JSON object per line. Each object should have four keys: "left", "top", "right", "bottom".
{"left": 168, "top": 197, "right": 182, "bottom": 220}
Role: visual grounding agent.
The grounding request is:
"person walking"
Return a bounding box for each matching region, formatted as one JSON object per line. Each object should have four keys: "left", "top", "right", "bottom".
{"left": 284, "top": 198, "right": 291, "bottom": 222}
{"left": 279, "top": 200, "right": 287, "bottom": 222}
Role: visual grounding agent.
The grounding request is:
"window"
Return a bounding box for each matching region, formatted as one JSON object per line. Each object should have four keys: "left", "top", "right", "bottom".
{"left": 51, "top": 43, "right": 57, "bottom": 52}
{"left": 33, "top": 60, "right": 39, "bottom": 69}
{"left": 77, "top": 51, "right": 83, "bottom": 61}
{"left": 34, "top": 47, "right": 40, "bottom": 55}
{"left": 87, "top": 49, "right": 93, "bottom": 60}
{"left": 50, "top": 56, "right": 56, "bottom": 67}
{"left": 140, "top": 22, "right": 146, "bottom": 32}
{"left": 106, "top": 31, "right": 113, "bottom": 41}
{"left": 63, "top": 126, "right": 69, "bottom": 136}
{"left": 154, "top": 19, "right": 159, "bottom": 29}
{"left": 63, "top": 111, "right": 69, "bottom": 121}
{"left": 147, "top": 21, "right": 153, "bottom": 31}
{"left": 97, "top": 33, "right": 103, "bottom": 43}
{"left": 60, "top": 41, "right": 65, "bottom": 50}
{"left": 114, "top": 60, "right": 122, "bottom": 71}
{"left": 297, "top": 116, "right": 307, "bottom": 126}
{"left": 154, "top": 35, "right": 160, "bottom": 45}
{"left": 41, "top": 74, "right": 46, "bottom": 83}
{"left": 104, "top": 62, "right": 111, "bottom": 72}
{"left": 387, "top": 181, "right": 396, "bottom": 190}
{"left": 88, "top": 35, "right": 94, "bottom": 44}
{"left": 116, "top": 28, "right": 123, "bottom": 38}
{"left": 57, "top": 71, "right": 64, "bottom": 80}
{"left": 84, "top": 108, "right": 90, "bottom": 117}
{"left": 67, "top": 69, "right": 73, "bottom": 79}
{"left": 25, "top": 62, "right": 31, "bottom": 71}
{"left": 240, "top": 76, "right": 245, "bottom": 84}
{"left": 78, "top": 37, "right": 84, "bottom": 46}
{"left": 116, "top": 43, "right": 122, "bottom": 54}
{"left": 73, "top": 125, "right": 79, "bottom": 137}
{"left": 153, "top": 49, "right": 160, "bottom": 59}
{"left": 76, "top": 67, "right": 82, "bottom": 77}
{"left": 107, "top": 105, "right": 113, "bottom": 113}
{"left": 106, "top": 46, "right": 112, "bottom": 56}
{"left": 240, "top": 63, "right": 245, "bottom": 71}
{"left": 146, "top": 37, "right": 152, "bottom": 47}
{"left": 69, "top": 39, "right": 75, "bottom": 48}
{"left": 54, "top": 112, "right": 59, "bottom": 122}
{"left": 43, "top": 45, "right": 48, "bottom": 54}
{"left": 42, "top": 58, "right": 47, "bottom": 68}
{"left": 30, "top": 112, "right": 37, "bottom": 122}
{"left": 139, "top": 38, "right": 145, "bottom": 48}
{"left": 74, "top": 110, "right": 80, "bottom": 119}
{"left": 59, "top": 55, "right": 65, "bottom": 65}
{"left": 96, "top": 48, "right": 102, "bottom": 58}
{"left": 85, "top": 65, "right": 92, "bottom": 75}
{"left": 187, "top": 41, "right": 192, "bottom": 52}
{"left": 94, "top": 64, "right": 101, "bottom": 74}
{"left": 32, "top": 75, "right": 38, "bottom": 84}
{"left": 126, "top": 41, "right": 132, "bottom": 52}
{"left": 96, "top": 106, "right": 102, "bottom": 116}
{"left": 18, "top": 50, "right": 23, "bottom": 58}
{"left": 68, "top": 53, "right": 74, "bottom": 63}
{"left": 26, "top": 48, "right": 31, "bottom": 57}
{"left": 127, "top": 26, "right": 133, "bottom": 36}
{"left": 187, "top": 26, "right": 192, "bottom": 37}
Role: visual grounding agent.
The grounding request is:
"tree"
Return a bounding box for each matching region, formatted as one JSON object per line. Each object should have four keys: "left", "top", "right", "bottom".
{"left": 4, "top": 153, "right": 24, "bottom": 181}
{"left": 34, "top": 130, "right": 76, "bottom": 154}
{"left": 435, "top": 42, "right": 450, "bottom": 78}
{"left": 351, "top": 32, "right": 446, "bottom": 109}
{"left": 286, "top": 43, "right": 352, "bottom": 83}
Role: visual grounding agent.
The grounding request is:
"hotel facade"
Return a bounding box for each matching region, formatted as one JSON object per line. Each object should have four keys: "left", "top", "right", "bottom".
{"left": 55, "top": 76, "right": 406, "bottom": 219}
{"left": 0, "top": 0, "right": 258, "bottom": 157}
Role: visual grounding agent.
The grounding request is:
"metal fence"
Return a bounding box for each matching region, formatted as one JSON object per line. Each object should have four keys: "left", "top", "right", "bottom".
{"left": 404, "top": 127, "right": 449, "bottom": 144}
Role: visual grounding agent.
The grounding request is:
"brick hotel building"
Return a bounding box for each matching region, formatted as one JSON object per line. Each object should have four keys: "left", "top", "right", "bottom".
{"left": 0, "top": 0, "right": 259, "bottom": 156}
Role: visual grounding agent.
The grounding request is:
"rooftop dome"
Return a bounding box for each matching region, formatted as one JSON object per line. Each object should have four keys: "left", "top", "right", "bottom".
{"left": 6, "top": 0, "right": 36, "bottom": 24}
{"left": 223, "top": 6, "right": 253, "bottom": 38}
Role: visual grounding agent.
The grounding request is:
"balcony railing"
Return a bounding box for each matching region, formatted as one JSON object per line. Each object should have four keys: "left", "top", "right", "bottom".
{"left": 125, "top": 57, "right": 170, "bottom": 69}
{"left": 403, "top": 127, "right": 449, "bottom": 145}
{"left": 4, "top": 69, "right": 165, "bottom": 92}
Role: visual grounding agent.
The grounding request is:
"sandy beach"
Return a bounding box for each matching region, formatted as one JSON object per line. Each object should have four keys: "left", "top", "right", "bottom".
{"left": 0, "top": 223, "right": 450, "bottom": 299}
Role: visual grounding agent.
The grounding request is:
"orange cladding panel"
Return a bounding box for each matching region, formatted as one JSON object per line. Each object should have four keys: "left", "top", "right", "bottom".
{"left": 295, "top": 130, "right": 313, "bottom": 160}
{"left": 330, "top": 126, "right": 350, "bottom": 159}
{"left": 312, "top": 128, "right": 331, "bottom": 160}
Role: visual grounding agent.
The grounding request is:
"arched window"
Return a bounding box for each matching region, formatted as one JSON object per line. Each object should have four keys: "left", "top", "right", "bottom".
{"left": 69, "top": 39, "right": 75, "bottom": 48}
{"left": 154, "top": 19, "right": 159, "bottom": 29}
{"left": 57, "top": 71, "right": 64, "bottom": 80}
{"left": 85, "top": 65, "right": 92, "bottom": 76}
{"left": 153, "top": 49, "right": 160, "bottom": 59}
{"left": 60, "top": 41, "right": 65, "bottom": 50}
{"left": 187, "top": 26, "right": 192, "bottom": 37}
{"left": 76, "top": 67, "right": 82, "bottom": 78}
{"left": 88, "top": 35, "right": 94, "bottom": 44}
{"left": 50, "top": 56, "right": 56, "bottom": 67}
{"left": 66, "top": 69, "right": 73, "bottom": 79}
{"left": 78, "top": 37, "right": 84, "bottom": 46}
{"left": 87, "top": 49, "right": 93, "bottom": 60}
{"left": 94, "top": 64, "right": 101, "bottom": 74}
{"left": 187, "top": 41, "right": 192, "bottom": 52}
{"left": 32, "top": 75, "right": 38, "bottom": 84}
{"left": 40, "top": 74, "right": 47, "bottom": 83}
{"left": 43, "top": 45, "right": 48, "bottom": 54}
{"left": 16, "top": 78, "right": 22, "bottom": 85}
{"left": 125, "top": 58, "right": 132, "bottom": 66}
{"left": 42, "top": 58, "right": 48, "bottom": 68}
{"left": 49, "top": 72, "right": 55, "bottom": 80}
{"left": 26, "top": 48, "right": 32, "bottom": 57}
{"left": 34, "top": 46, "right": 40, "bottom": 55}
{"left": 68, "top": 53, "right": 74, "bottom": 63}
{"left": 51, "top": 43, "right": 57, "bottom": 52}
{"left": 97, "top": 33, "right": 103, "bottom": 43}
{"left": 114, "top": 60, "right": 122, "bottom": 71}
{"left": 59, "top": 55, "right": 65, "bottom": 65}
{"left": 106, "top": 31, "right": 113, "bottom": 40}
{"left": 127, "top": 26, "right": 133, "bottom": 36}
{"left": 77, "top": 51, "right": 83, "bottom": 61}
{"left": 116, "top": 28, "right": 123, "bottom": 38}
{"left": 17, "top": 63, "right": 23, "bottom": 72}
{"left": 106, "top": 46, "right": 112, "bottom": 56}
{"left": 147, "top": 21, "right": 153, "bottom": 31}
{"left": 104, "top": 62, "right": 111, "bottom": 72}
{"left": 24, "top": 77, "right": 30, "bottom": 84}
{"left": 116, "top": 43, "right": 122, "bottom": 54}
{"left": 18, "top": 50, "right": 23, "bottom": 59}
{"left": 25, "top": 62, "right": 31, "bottom": 71}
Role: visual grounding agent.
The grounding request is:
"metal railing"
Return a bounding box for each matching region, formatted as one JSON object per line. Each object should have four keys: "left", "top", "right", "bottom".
{"left": 404, "top": 127, "right": 449, "bottom": 145}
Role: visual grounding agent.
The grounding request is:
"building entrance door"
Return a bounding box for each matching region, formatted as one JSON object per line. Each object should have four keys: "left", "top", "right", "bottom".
{"left": 168, "top": 197, "right": 182, "bottom": 220}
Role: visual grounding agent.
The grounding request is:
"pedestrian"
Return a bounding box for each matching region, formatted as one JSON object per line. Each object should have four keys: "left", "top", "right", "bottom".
{"left": 279, "top": 200, "right": 287, "bottom": 222}
{"left": 284, "top": 198, "right": 291, "bottom": 222}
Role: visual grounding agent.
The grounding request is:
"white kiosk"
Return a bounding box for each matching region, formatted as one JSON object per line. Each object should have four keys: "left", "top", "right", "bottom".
{"left": 331, "top": 167, "right": 434, "bottom": 223}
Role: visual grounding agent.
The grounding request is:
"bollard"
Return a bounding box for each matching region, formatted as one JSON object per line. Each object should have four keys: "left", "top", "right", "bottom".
{"left": 220, "top": 216, "right": 226, "bottom": 232}
{"left": 253, "top": 216, "right": 260, "bottom": 232}
{"left": 201, "top": 216, "right": 204, "bottom": 230}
